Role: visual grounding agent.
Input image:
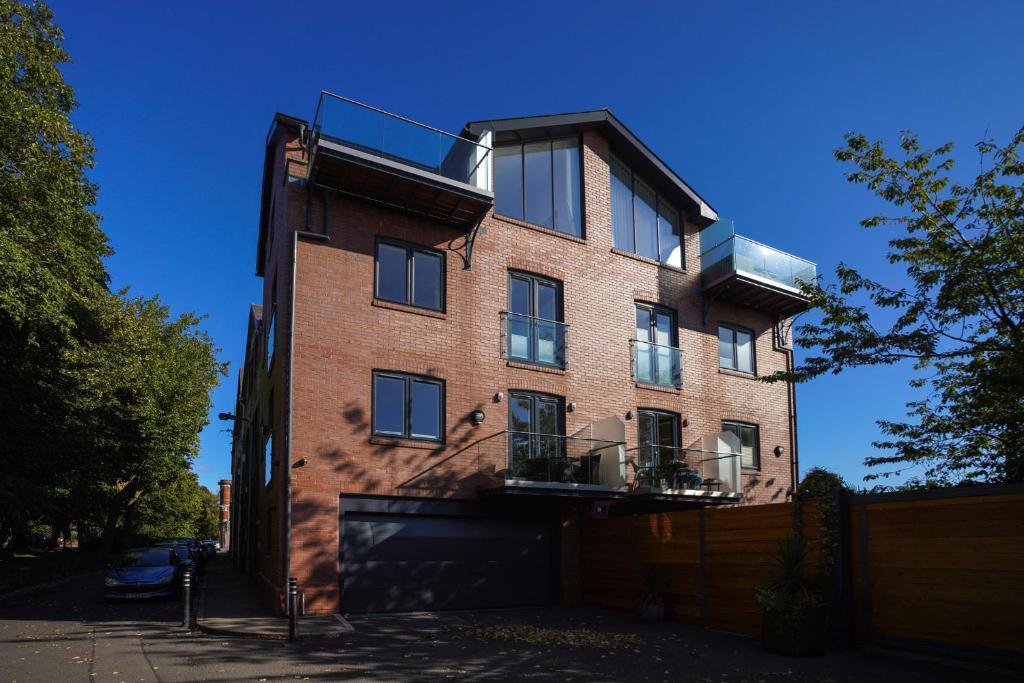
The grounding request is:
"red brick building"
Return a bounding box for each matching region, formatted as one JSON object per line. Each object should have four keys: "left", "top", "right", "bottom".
{"left": 228, "top": 94, "right": 814, "bottom": 615}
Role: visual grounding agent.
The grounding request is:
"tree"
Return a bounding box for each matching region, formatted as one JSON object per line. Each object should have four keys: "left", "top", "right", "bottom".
{"left": 771, "top": 127, "right": 1024, "bottom": 484}
{"left": 0, "top": 0, "right": 111, "bottom": 551}
{"left": 0, "top": 1, "right": 226, "bottom": 553}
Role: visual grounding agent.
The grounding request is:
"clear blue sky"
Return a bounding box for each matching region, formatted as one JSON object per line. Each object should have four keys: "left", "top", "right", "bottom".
{"left": 49, "top": 1, "right": 1024, "bottom": 491}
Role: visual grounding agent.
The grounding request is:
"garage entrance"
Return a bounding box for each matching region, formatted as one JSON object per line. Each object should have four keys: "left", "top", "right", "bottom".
{"left": 340, "top": 496, "right": 554, "bottom": 613}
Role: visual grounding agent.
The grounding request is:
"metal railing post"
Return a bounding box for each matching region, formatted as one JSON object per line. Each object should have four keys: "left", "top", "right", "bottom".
{"left": 287, "top": 577, "right": 298, "bottom": 641}
{"left": 182, "top": 570, "right": 192, "bottom": 628}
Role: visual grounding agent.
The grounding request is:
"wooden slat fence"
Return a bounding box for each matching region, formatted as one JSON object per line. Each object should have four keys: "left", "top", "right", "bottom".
{"left": 582, "top": 484, "right": 1024, "bottom": 665}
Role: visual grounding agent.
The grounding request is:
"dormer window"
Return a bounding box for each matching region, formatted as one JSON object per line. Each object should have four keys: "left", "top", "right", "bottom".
{"left": 494, "top": 138, "right": 582, "bottom": 237}
{"left": 610, "top": 154, "right": 682, "bottom": 268}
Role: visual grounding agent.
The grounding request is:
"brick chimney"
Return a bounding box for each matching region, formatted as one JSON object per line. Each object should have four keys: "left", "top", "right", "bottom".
{"left": 218, "top": 479, "right": 231, "bottom": 550}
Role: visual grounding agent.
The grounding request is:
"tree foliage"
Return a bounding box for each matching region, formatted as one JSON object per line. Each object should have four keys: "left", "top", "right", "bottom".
{"left": 0, "top": 1, "right": 225, "bottom": 553}
{"left": 771, "top": 126, "right": 1024, "bottom": 484}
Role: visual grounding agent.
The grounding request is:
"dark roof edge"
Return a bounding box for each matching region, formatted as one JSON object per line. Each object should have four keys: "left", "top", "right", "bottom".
{"left": 465, "top": 109, "right": 718, "bottom": 227}
{"left": 256, "top": 113, "right": 308, "bottom": 277}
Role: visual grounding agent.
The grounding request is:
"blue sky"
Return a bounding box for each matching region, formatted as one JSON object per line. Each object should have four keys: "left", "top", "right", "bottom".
{"left": 49, "top": 1, "right": 1024, "bottom": 491}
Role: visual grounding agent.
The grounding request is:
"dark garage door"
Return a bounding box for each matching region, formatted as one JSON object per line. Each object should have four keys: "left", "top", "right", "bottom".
{"left": 340, "top": 512, "right": 552, "bottom": 613}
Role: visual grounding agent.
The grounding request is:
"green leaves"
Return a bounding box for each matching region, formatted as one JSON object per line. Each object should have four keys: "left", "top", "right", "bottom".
{"left": 768, "top": 125, "right": 1024, "bottom": 484}
{"left": 0, "top": 1, "right": 225, "bottom": 552}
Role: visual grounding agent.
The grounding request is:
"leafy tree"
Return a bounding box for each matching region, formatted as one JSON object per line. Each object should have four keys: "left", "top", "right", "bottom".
{"left": 1, "top": 1, "right": 226, "bottom": 554}
{"left": 0, "top": 0, "right": 110, "bottom": 551}
{"left": 772, "top": 127, "right": 1024, "bottom": 484}
{"left": 126, "top": 470, "right": 220, "bottom": 543}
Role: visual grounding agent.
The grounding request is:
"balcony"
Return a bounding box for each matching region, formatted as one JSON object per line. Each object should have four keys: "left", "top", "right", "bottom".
{"left": 308, "top": 92, "right": 493, "bottom": 229}
{"left": 501, "top": 312, "right": 568, "bottom": 368}
{"left": 631, "top": 340, "right": 682, "bottom": 389}
{"left": 700, "top": 220, "right": 816, "bottom": 318}
{"left": 624, "top": 444, "right": 742, "bottom": 504}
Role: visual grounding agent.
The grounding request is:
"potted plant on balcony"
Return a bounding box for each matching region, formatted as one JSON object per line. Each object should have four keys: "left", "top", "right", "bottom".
{"left": 640, "top": 567, "right": 666, "bottom": 623}
{"left": 755, "top": 534, "right": 829, "bottom": 655}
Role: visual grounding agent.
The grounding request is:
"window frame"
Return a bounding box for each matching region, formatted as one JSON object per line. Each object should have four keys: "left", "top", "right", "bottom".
{"left": 610, "top": 153, "right": 684, "bottom": 268}
{"left": 506, "top": 271, "right": 566, "bottom": 368}
{"left": 371, "top": 370, "right": 445, "bottom": 443}
{"left": 718, "top": 323, "right": 756, "bottom": 374}
{"left": 633, "top": 302, "right": 680, "bottom": 388}
{"left": 493, "top": 136, "right": 585, "bottom": 238}
{"left": 721, "top": 420, "right": 760, "bottom": 470}
{"left": 373, "top": 238, "right": 446, "bottom": 312}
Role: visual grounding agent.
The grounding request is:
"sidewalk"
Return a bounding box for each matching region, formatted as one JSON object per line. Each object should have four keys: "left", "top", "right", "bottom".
{"left": 197, "top": 554, "right": 352, "bottom": 640}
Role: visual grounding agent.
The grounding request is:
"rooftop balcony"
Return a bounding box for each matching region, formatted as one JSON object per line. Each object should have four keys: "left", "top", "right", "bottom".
{"left": 308, "top": 92, "right": 494, "bottom": 229}
{"left": 700, "top": 220, "right": 816, "bottom": 318}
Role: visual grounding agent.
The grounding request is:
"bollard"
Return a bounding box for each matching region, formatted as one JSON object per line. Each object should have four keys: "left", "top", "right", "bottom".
{"left": 182, "top": 570, "right": 192, "bottom": 628}
{"left": 287, "top": 577, "right": 298, "bottom": 641}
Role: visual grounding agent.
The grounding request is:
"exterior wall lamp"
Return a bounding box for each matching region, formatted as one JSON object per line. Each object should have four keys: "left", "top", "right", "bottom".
{"left": 471, "top": 409, "right": 486, "bottom": 425}
{"left": 774, "top": 445, "right": 785, "bottom": 458}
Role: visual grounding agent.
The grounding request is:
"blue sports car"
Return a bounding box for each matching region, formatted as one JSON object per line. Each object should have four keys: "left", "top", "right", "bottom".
{"left": 104, "top": 547, "right": 183, "bottom": 601}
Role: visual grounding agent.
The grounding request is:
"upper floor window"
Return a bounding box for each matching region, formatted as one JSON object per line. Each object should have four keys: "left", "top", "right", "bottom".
{"left": 372, "top": 371, "right": 444, "bottom": 442}
{"left": 610, "top": 155, "right": 682, "bottom": 267}
{"left": 721, "top": 420, "right": 759, "bottom": 469}
{"left": 633, "top": 303, "right": 681, "bottom": 388}
{"left": 718, "top": 324, "right": 755, "bottom": 374}
{"left": 494, "top": 138, "right": 582, "bottom": 237}
{"left": 266, "top": 309, "right": 276, "bottom": 369}
{"left": 264, "top": 431, "right": 273, "bottom": 488}
{"left": 375, "top": 239, "right": 444, "bottom": 311}
{"left": 505, "top": 272, "right": 566, "bottom": 368}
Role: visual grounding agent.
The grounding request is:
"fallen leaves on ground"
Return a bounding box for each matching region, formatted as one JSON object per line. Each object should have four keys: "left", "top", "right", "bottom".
{"left": 473, "top": 624, "right": 644, "bottom": 649}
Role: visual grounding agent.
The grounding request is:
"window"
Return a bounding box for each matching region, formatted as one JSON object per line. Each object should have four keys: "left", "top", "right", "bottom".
{"left": 508, "top": 391, "right": 565, "bottom": 477}
{"left": 264, "top": 431, "right": 273, "bottom": 487}
{"left": 506, "top": 272, "right": 566, "bottom": 367}
{"left": 494, "top": 138, "right": 582, "bottom": 236}
{"left": 266, "top": 310, "right": 276, "bottom": 368}
{"left": 372, "top": 371, "right": 443, "bottom": 441}
{"left": 374, "top": 240, "right": 444, "bottom": 311}
{"left": 718, "top": 324, "right": 755, "bottom": 373}
{"left": 633, "top": 303, "right": 681, "bottom": 388}
{"left": 610, "top": 155, "right": 682, "bottom": 267}
{"left": 722, "top": 421, "right": 759, "bottom": 469}
{"left": 637, "top": 409, "right": 679, "bottom": 467}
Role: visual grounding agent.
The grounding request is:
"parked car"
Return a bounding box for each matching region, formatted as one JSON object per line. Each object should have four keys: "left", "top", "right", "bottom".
{"left": 200, "top": 539, "right": 219, "bottom": 556}
{"left": 104, "top": 547, "right": 183, "bottom": 601}
{"left": 154, "top": 540, "right": 201, "bottom": 574}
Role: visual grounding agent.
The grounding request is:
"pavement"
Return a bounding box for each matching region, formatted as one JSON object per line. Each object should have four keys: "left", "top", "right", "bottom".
{"left": 197, "top": 555, "right": 352, "bottom": 640}
{"left": 0, "top": 559, "right": 1018, "bottom": 682}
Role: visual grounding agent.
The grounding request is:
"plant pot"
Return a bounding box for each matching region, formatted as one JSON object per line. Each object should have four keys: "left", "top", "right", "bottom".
{"left": 761, "top": 603, "right": 829, "bottom": 656}
{"left": 641, "top": 599, "right": 665, "bottom": 623}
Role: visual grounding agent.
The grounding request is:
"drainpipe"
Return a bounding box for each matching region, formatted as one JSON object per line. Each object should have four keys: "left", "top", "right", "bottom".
{"left": 285, "top": 229, "right": 297, "bottom": 612}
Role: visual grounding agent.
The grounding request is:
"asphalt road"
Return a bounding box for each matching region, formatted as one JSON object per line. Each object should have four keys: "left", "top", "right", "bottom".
{"left": 1, "top": 568, "right": 1017, "bottom": 682}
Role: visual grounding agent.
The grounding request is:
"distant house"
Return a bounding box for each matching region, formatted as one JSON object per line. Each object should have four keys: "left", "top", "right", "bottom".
{"left": 227, "top": 94, "right": 814, "bottom": 615}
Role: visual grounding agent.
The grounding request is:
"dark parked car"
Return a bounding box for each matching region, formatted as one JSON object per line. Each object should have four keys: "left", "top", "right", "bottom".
{"left": 201, "top": 539, "right": 219, "bottom": 556}
{"left": 104, "top": 548, "right": 182, "bottom": 601}
{"left": 154, "top": 540, "right": 201, "bottom": 574}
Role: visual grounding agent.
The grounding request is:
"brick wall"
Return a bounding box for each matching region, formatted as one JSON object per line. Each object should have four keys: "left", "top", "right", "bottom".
{"left": 257, "top": 124, "right": 798, "bottom": 613}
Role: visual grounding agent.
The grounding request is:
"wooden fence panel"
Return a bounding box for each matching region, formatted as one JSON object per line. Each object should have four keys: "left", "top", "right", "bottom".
{"left": 850, "top": 491, "right": 1024, "bottom": 657}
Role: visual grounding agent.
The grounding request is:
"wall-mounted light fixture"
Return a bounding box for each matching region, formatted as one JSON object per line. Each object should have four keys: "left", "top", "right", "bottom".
{"left": 493, "top": 392, "right": 503, "bottom": 403}
{"left": 774, "top": 445, "right": 785, "bottom": 458}
{"left": 472, "top": 409, "right": 486, "bottom": 425}
{"left": 625, "top": 410, "right": 634, "bottom": 420}
{"left": 293, "top": 458, "right": 308, "bottom": 468}
{"left": 567, "top": 402, "right": 577, "bottom": 413}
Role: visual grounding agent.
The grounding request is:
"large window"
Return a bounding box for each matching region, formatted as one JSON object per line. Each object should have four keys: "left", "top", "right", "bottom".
{"left": 372, "top": 371, "right": 443, "bottom": 442}
{"left": 718, "top": 324, "right": 755, "bottom": 374}
{"left": 721, "top": 421, "right": 759, "bottom": 469}
{"left": 637, "top": 409, "right": 679, "bottom": 467}
{"left": 506, "top": 272, "right": 566, "bottom": 367}
{"left": 610, "top": 155, "right": 682, "bottom": 267}
{"left": 508, "top": 391, "right": 565, "bottom": 478}
{"left": 375, "top": 239, "right": 444, "bottom": 311}
{"left": 633, "top": 303, "right": 681, "bottom": 388}
{"left": 494, "top": 138, "right": 582, "bottom": 236}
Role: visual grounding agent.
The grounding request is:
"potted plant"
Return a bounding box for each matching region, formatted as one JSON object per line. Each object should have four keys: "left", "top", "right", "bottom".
{"left": 641, "top": 567, "right": 666, "bottom": 623}
{"left": 755, "top": 534, "right": 829, "bottom": 655}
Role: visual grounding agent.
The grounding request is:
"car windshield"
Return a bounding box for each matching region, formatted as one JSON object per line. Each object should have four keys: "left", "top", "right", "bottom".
{"left": 115, "top": 550, "right": 170, "bottom": 568}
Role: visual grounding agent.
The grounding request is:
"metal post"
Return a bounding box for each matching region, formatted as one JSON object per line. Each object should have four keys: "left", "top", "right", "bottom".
{"left": 182, "top": 571, "right": 192, "bottom": 628}
{"left": 287, "top": 577, "right": 298, "bottom": 641}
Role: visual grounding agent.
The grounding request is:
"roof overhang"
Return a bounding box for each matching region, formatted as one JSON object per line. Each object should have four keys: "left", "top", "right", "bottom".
{"left": 464, "top": 109, "right": 718, "bottom": 228}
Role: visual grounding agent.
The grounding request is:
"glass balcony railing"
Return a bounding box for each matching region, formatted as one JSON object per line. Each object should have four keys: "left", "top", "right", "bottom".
{"left": 311, "top": 92, "right": 492, "bottom": 191}
{"left": 700, "top": 220, "right": 816, "bottom": 293}
{"left": 505, "top": 431, "right": 624, "bottom": 486}
{"left": 625, "top": 445, "right": 742, "bottom": 495}
{"left": 501, "top": 312, "right": 568, "bottom": 368}
{"left": 631, "top": 340, "right": 682, "bottom": 389}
